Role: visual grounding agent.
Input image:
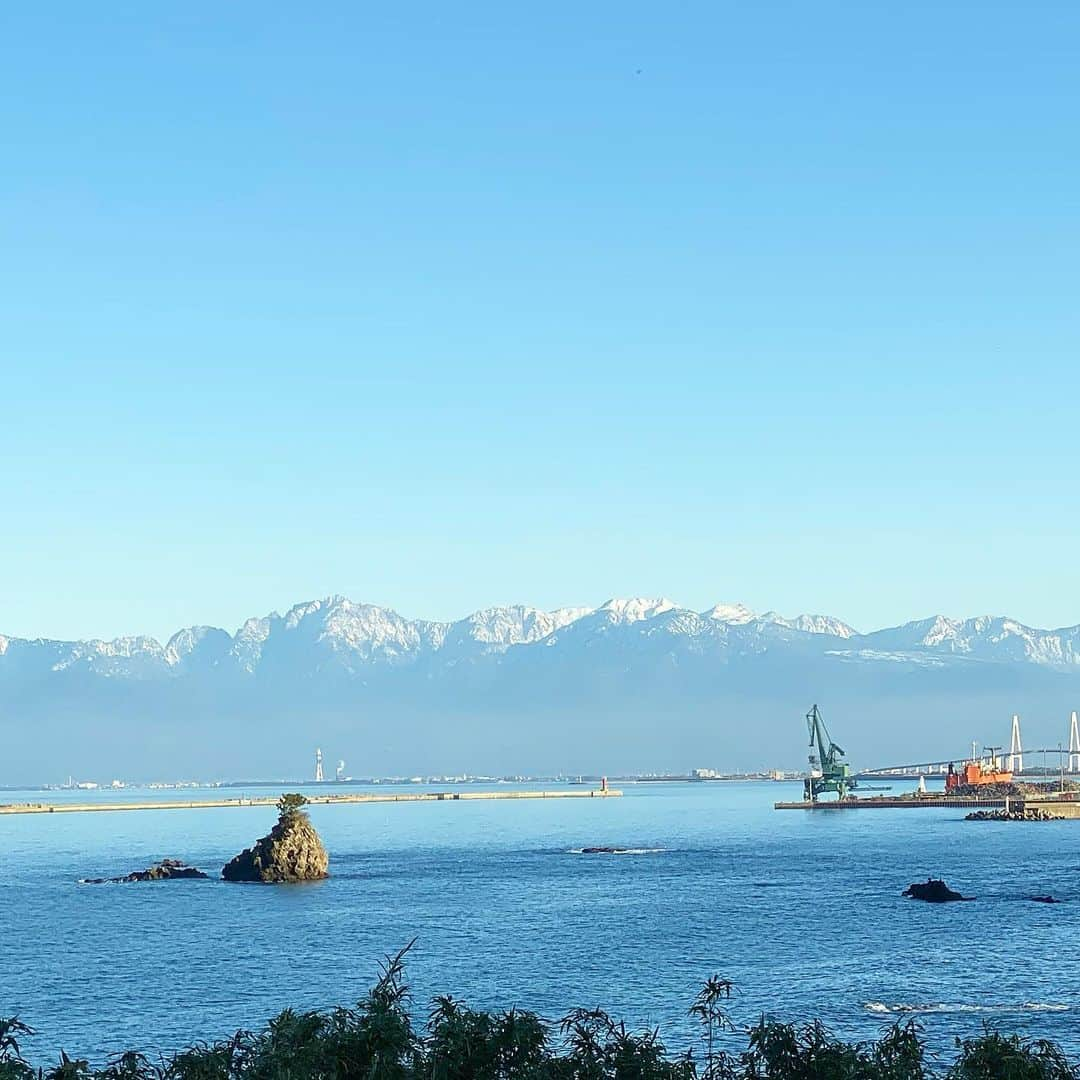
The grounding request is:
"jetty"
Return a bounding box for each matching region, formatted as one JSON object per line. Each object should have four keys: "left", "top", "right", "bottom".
{"left": 0, "top": 787, "right": 621, "bottom": 816}
{"left": 775, "top": 795, "right": 1006, "bottom": 810}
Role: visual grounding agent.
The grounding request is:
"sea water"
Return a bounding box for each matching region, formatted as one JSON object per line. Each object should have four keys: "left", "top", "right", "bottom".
{"left": 1, "top": 781, "right": 1077, "bottom": 1062}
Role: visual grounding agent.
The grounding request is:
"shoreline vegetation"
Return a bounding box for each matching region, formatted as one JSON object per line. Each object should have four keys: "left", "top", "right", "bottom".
{"left": 2, "top": 946, "right": 1075, "bottom": 1080}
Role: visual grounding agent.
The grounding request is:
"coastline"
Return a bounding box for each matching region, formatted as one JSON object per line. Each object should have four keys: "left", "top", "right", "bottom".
{"left": 0, "top": 787, "right": 622, "bottom": 815}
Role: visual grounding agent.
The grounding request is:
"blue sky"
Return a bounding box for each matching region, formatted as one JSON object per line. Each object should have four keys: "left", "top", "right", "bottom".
{"left": 2, "top": 2, "right": 1078, "bottom": 642}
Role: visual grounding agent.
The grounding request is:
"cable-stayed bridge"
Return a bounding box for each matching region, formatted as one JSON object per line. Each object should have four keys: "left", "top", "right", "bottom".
{"left": 861, "top": 711, "right": 1080, "bottom": 778}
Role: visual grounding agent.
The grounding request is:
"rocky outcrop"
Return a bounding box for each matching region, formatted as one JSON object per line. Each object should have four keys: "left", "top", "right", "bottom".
{"left": 902, "top": 878, "right": 972, "bottom": 902}
{"left": 80, "top": 859, "right": 208, "bottom": 884}
{"left": 222, "top": 811, "right": 329, "bottom": 883}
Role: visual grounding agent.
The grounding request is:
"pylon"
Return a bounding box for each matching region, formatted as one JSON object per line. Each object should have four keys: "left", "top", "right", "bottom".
{"left": 1008, "top": 714, "right": 1024, "bottom": 773}
{"left": 1069, "top": 712, "right": 1080, "bottom": 774}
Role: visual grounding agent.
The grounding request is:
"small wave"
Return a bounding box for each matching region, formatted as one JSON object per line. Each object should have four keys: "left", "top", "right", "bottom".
{"left": 865, "top": 1002, "right": 1069, "bottom": 1016}
{"left": 567, "top": 847, "right": 666, "bottom": 855}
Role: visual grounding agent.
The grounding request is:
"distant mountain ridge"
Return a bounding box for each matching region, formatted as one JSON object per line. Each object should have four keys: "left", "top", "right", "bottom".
{"left": 3, "top": 597, "right": 1080, "bottom": 677}
{"left": 4, "top": 597, "right": 1080, "bottom": 783}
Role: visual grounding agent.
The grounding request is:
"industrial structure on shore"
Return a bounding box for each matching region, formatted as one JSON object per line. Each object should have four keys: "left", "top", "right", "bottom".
{"left": 862, "top": 710, "right": 1080, "bottom": 780}
{"left": 784, "top": 705, "right": 1080, "bottom": 812}
{"left": 802, "top": 704, "right": 857, "bottom": 802}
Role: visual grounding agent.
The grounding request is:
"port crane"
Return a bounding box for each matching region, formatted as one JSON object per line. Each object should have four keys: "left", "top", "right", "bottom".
{"left": 803, "top": 704, "right": 857, "bottom": 802}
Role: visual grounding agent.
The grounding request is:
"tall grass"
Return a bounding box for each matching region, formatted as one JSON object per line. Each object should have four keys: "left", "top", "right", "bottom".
{"left": 2, "top": 945, "right": 1075, "bottom": 1079}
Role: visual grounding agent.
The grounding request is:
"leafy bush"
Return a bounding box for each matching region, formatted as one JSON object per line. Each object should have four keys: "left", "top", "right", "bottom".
{"left": 4, "top": 947, "right": 1077, "bottom": 1079}
{"left": 275, "top": 793, "right": 309, "bottom": 821}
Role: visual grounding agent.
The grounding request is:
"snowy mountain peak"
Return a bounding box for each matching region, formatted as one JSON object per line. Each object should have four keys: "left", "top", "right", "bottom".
{"left": 919, "top": 615, "right": 964, "bottom": 646}
{"left": 284, "top": 596, "right": 343, "bottom": 629}
{"left": 598, "top": 597, "right": 677, "bottom": 623}
{"left": 165, "top": 625, "right": 226, "bottom": 664}
{"left": 759, "top": 612, "right": 858, "bottom": 638}
{"left": 704, "top": 602, "right": 756, "bottom": 625}
{"left": 457, "top": 605, "right": 593, "bottom": 646}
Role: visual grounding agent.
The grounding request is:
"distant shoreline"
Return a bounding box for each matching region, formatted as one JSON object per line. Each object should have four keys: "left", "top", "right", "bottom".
{"left": 0, "top": 787, "right": 622, "bottom": 815}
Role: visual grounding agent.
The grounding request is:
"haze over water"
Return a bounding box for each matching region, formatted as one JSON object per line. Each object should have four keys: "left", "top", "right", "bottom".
{"left": 3, "top": 781, "right": 1076, "bottom": 1063}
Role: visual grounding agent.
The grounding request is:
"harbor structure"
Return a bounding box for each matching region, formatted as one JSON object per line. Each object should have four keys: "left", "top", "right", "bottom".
{"left": 802, "top": 704, "right": 855, "bottom": 802}
{"left": 1009, "top": 714, "right": 1024, "bottom": 773}
{"left": 781, "top": 704, "right": 1080, "bottom": 811}
{"left": 0, "top": 785, "right": 621, "bottom": 816}
{"left": 863, "top": 711, "right": 1080, "bottom": 778}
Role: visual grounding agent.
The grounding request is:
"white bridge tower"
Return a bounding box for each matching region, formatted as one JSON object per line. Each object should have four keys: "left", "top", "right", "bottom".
{"left": 1008, "top": 714, "right": 1023, "bottom": 774}
{"left": 315, "top": 747, "right": 324, "bottom": 783}
{"left": 1069, "top": 712, "right": 1080, "bottom": 774}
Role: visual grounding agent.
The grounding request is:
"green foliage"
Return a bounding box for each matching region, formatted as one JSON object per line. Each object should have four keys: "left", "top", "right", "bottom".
{"left": 275, "top": 793, "right": 309, "bottom": 821}
{"left": 946, "top": 1028, "right": 1075, "bottom": 1080}
{"left": 45, "top": 1050, "right": 93, "bottom": 1080}
{"left": 98, "top": 1052, "right": 161, "bottom": 1080}
{"left": 740, "top": 1018, "right": 928, "bottom": 1080}
{"left": 4, "top": 955, "right": 1079, "bottom": 1080}
{"left": 690, "top": 976, "right": 736, "bottom": 1079}
{"left": 0, "top": 1018, "right": 36, "bottom": 1080}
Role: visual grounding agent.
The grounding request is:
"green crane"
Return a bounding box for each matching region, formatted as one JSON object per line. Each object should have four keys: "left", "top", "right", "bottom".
{"left": 803, "top": 703, "right": 857, "bottom": 802}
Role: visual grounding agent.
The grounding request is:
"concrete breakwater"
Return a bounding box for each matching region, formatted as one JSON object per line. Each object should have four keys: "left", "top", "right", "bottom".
{"left": 0, "top": 788, "right": 621, "bottom": 816}
{"left": 776, "top": 793, "right": 1080, "bottom": 815}
{"left": 774, "top": 795, "right": 1006, "bottom": 810}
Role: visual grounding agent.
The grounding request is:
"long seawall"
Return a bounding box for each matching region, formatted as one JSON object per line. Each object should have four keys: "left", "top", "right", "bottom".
{"left": 774, "top": 796, "right": 1006, "bottom": 810}
{"left": 0, "top": 788, "right": 622, "bottom": 815}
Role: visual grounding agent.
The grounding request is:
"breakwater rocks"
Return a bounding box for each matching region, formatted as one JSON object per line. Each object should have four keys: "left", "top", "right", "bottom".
{"left": 80, "top": 859, "right": 209, "bottom": 884}
{"left": 954, "top": 780, "right": 1080, "bottom": 799}
{"left": 222, "top": 806, "right": 329, "bottom": 883}
{"left": 902, "top": 878, "right": 972, "bottom": 902}
{"left": 966, "top": 808, "right": 1063, "bottom": 822}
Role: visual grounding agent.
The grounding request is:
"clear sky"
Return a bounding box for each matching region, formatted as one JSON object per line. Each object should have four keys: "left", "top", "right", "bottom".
{"left": 2, "top": 2, "right": 1078, "bottom": 643}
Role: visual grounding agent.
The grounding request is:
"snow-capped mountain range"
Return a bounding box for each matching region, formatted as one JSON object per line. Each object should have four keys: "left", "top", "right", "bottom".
{"left": 3, "top": 596, "right": 1080, "bottom": 678}
{"left": 4, "top": 597, "right": 1080, "bottom": 784}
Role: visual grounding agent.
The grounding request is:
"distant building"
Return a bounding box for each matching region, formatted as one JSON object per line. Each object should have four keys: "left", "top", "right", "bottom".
{"left": 692, "top": 768, "right": 719, "bottom": 779}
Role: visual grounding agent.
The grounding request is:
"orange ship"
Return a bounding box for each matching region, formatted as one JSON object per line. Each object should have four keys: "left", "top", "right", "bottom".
{"left": 945, "top": 756, "right": 1013, "bottom": 791}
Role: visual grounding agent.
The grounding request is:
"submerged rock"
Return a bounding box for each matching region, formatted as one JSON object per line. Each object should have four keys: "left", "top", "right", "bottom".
{"left": 81, "top": 859, "right": 209, "bottom": 884}
{"left": 222, "top": 801, "right": 328, "bottom": 883}
{"left": 581, "top": 846, "right": 630, "bottom": 854}
{"left": 1030, "top": 895, "right": 1062, "bottom": 904}
{"left": 902, "top": 878, "right": 972, "bottom": 903}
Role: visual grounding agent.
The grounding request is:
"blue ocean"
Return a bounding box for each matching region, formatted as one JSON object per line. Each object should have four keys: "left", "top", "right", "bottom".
{"left": 2, "top": 781, "right": 1076, "bottom": 1063}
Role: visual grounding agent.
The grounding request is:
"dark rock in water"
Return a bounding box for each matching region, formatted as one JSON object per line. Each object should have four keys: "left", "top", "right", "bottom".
{"left": 222, "top": 809, "right": 329, "bottom": 883}
{"left": 902, "top": 878, "right": 973, "bottom": 902}
{"left": 580, "top": 846, "right": 630, "bottom": 854}
{"left": 1031, "top": 895, "right": 1062, "bottom": 904}
{"left": 80, "top": 859, "right": 209, "bottom": 884}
